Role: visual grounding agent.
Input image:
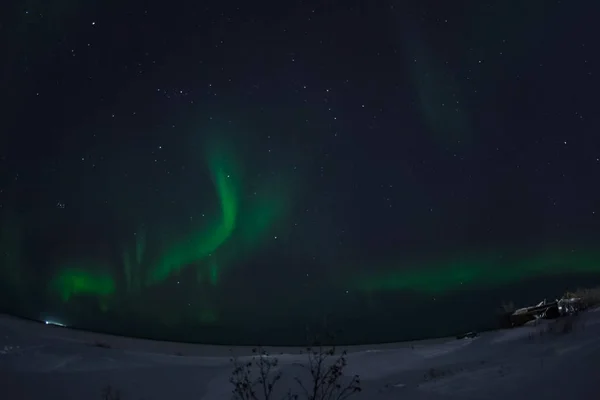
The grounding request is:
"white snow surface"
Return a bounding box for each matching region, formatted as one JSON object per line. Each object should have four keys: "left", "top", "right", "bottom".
{"left": 1, "top": 309, "right": 600, "bottom": 399}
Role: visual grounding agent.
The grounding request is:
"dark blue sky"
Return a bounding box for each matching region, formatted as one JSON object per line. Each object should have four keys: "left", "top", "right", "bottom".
{"left": 1, "top": 0, "right": 599, "bottom": 344}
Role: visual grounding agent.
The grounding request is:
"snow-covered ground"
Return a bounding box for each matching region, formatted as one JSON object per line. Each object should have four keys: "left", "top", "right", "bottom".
{"left": 1, "top": 309, "right": 600, "bottom": 399}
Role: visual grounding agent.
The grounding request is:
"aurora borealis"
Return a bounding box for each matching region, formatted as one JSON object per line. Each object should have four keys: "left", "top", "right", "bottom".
{"left": 1, "top": 0, "right": 599, "bottom": 344}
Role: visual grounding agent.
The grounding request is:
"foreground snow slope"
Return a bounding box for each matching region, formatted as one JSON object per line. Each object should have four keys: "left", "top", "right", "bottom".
{"left": 1, "top": 310, "right": 600, "bottom": 399}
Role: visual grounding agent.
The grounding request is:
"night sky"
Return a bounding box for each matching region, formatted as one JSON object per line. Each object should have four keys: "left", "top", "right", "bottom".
{"left": 1, "top": 0, "right": 599, "bottom": 345}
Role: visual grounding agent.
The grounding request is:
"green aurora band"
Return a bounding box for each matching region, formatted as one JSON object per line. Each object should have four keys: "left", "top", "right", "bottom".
{"left": 144, "top": 134, "right": 295, "bottom": 286}
{"left": 39, "top": 135, "right": 600, "bottom": 319}
{"left": 351, "top": 248, "right": 600, "bottom": 295}
{"left": 47, "top": 134, "right": 294, "bottom": 307}
{"left": 146, "top": 165, "right": 239, "bottom": 286}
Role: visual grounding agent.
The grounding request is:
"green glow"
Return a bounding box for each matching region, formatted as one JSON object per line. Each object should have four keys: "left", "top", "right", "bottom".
{"left": 146, "top": 134, "right": 295, "bottom": 286}
{"left": 122, "top": 227, "right": 146, "bottom": 293}
{"left": 43, "top": 134, "right": 297, "bottom": 324}
{"left": 208, "top": 257, "right": 219, "bottom": 286}
{"left": 147, "top": 168, "right": 238, "bottom": 285}
{"left": 400, "top": 25, "right": 471, "bottom": 146}
{"left": 351, "top": 248, "right": 600, "bottom": 295}
{"left": 237, "top": 179, "right": 292, "bottom": 251}
{"left": 199, "top": 308, "right": 217, "bottom": 324}
{"left": 146, "top": 137, "right": 240, "bottom": 285}
{"left": 49, "top": 265, "right": 116, "bottom": 302}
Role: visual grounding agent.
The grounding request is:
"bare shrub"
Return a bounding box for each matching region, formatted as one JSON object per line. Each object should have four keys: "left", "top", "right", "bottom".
{"left": 101, "top": 385, "right": 121, "bottom": 400}
{"left": 229, "top": 341, "right": 361, "bottom": 400}
{"left": 565, "top": 286, "right": 600, "bottom": 309}
{"left": 294, "top": 341, "right": 361, "bottom": 400}
{"left": 229, "top": 347, "right": 287, "bottom": 400}
{"left": 496, "top": 301, "right": 518, "bottom": 328}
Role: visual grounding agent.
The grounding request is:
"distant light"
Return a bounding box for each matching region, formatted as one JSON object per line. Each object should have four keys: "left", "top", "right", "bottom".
{"left": 44, "top": 320, "right": 66, "bottom": 327}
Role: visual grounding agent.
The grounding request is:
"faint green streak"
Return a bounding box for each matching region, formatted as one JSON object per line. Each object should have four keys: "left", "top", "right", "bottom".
{"left": 49, "top": 266, "right": 116, "bottom": 302}
{"left": 352, "top": 248, "right": 600, "bottom": 294}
